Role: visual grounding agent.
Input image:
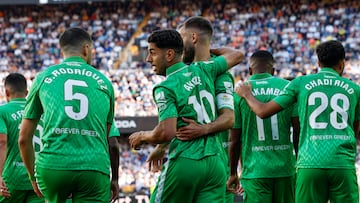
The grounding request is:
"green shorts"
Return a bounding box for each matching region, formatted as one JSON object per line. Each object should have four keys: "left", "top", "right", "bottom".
{"left": 35, "top": 167, "right": 110, "bottom": 203}
{"left": 296, "top": 168, "right": 358, "bottom": 203}
{"left": 241, "top": 175, "right": 295, "bottom": 203}
{"left": 0, "top": 189, "right": 44, "bottom": 203}
{"left": 150, "top": 154, "right": 226, "bottom": 203}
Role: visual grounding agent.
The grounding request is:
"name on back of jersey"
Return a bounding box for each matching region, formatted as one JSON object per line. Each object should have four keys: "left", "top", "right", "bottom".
{"left": 44, "top": 66, "right": 108, "bottom": 90}
{"left": 305, "top": 78, "right": 354, "bottom": 94}
{"left": 11, "top": 110, "right": 24, "bottom": 121}
{"left": 252, "top": 88, "right": 283, "bottom": 96}
{"left": 184, "top": 76, "right": 202, "bottom": 91}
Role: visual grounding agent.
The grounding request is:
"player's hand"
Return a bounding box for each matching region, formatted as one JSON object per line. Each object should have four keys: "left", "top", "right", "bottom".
{"left": 110, "top": 179, "right": 119, "bottom": 203}
{"left": 129, "top": 131, "right": 145, "bottom": 149}
{"left": 31, "top": 180, "right": 43, "bottom": 198}
{"left": 226, "top": 175, "right": 241, "bottom": 194}
{"left": 147, "top": 146, "right": 166, "bottom": 172}
{"left": 176, "top": 117, "right": 205, "bottom": 141}
{"left": 235, "top": 82, "right": 252, "bottom": 98}
{"left": 0, "top": 178, "right": 10, "bottom": 198}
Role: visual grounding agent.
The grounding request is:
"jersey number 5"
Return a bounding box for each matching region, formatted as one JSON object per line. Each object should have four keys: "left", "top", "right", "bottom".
{"left": 64, "top": 79, "right": 89, "bottom": 120}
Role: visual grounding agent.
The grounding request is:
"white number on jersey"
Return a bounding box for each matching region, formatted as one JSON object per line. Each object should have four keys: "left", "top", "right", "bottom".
{"left": 188, "top": 90, "right": 215, "bottom": 124}
{"left": 309, "top": 92, "right": 349, "bottom": 129}
{"left": 256, "top": 114, "right": 279, "bottom": 141}
{"left": 64, "top": 79, "right": 89, "bottom": 120}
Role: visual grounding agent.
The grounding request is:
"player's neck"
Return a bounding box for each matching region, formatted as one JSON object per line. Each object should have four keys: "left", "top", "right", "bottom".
{"left": 194, "top": 49, "right": 211, "bottom": 62}
{"left": 193, "top": 44, "right": 211, "bottom": 62}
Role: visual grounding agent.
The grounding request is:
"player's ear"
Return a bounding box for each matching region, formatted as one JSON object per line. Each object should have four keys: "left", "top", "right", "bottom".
{"left": 192, "top": 32, "right": 198, "bottom": 44}
{"left": 82, "top": 43, "right": 90, "bottom": 58}
{"left": 270, "top": 68, "right": 275, "bottom": 75}
{"left": 166, "top": 49, "right": 175, "bottom": 62}
{"left": 5, "top": 88, "right": 10, "bottom": 98}
{"left": 249, "top": 67, "right": 253, "bottom": 75}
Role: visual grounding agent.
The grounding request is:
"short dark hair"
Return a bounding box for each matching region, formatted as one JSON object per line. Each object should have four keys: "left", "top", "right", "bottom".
{"left": 316, "top": 40, "right": 345, "bottom": 68}
{"left": 5, "top": 73, "right": 27, "bottom": 94}
{"left": 59, "top": 27, "right": 92, "bottom": 53}
{"left": 148, "top": 29, "right": 183, "bottom": 56}
{"left": 250, "top": 50, "right": 274, "bottom": 62}
{"left": 182, "top": 16, "right": 213, "bottom": 38}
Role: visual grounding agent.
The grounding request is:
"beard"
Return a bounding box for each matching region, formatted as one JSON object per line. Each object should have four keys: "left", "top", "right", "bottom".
{"left": 182, "top": 45, "right": 195, "bottom": 64}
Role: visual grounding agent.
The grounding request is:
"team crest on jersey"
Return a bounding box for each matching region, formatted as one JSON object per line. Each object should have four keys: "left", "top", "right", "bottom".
{"left": 155, "top": 91, "right": 167, "bottom": 112}
{"left": 224, "top": 81, "right": 234, "bottom": 94}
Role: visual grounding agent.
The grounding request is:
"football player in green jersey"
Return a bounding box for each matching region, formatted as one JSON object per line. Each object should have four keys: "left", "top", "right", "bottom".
{"left": 176, "top": 16, "right": 235, "bottom": 203}
{"left": 129, "top": 29, "right": 244, "bottom": 203}
{"left": 18, "top": 27, "right": 116, "bottom": 203}
{"left": 227, "top": 51, "right": 299, "bottom": 203}
{"left": 0, "top": 73, "right": 44, "bottom": 203}
{"left": 236, "top": 40, "right": 360, "bottom": 203}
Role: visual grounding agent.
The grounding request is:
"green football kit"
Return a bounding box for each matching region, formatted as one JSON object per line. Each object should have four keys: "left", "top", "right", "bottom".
{"left": 233, "top": 73, "right": 296, "bottom": 203}
{"left": 0, "top": 98, "right": 44, "bottom": 203}
{"left": 23, "top": 56, "right": 115, "bottom": 203}
{"left": 273, "top": 68, "right": 360, "bottom": 203}
{"left": 150, "top": 56, "right": 229, "bottom": 203}
{"left": 214, "top": 71, "right": 235, "bottom": 203}
{"left": 109, "top": 122, "right": 120, "bottom": 137}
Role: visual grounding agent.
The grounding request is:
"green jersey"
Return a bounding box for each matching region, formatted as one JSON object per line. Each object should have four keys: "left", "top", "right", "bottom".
{"left": 210, "top": 55, "right": 234, "bottom": 155}
{"left": 0, "top": 98, "right": 30, "bottom": 190}
{"left": 215, "top": 72, "right": 234, "bottom": 154}
{"left": 274, "top": 68, "right": 360, "bottom": 169}
{"left": 109, "top": 122, "right": 120, "bottom": 137}
{"left": 234, "top": 73, "right": 296, "bottom": 178}
{"left": 154, "top": 57, "right": 228, "bottom": 160}
{"left": 24, "top": 56, "right": 115, "bottom": 175}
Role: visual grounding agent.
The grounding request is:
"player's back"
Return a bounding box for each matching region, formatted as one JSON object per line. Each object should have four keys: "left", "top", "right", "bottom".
{"left": 236, "top": 73, "right": 296, "bottom": 178}
{"left": 25, "top": 56, "right": 114, "bottom": 175}
{"left": 0, "top": 98, "right": 32, "bottom": 190}
{"left": 154, "top": 61, "right": 224, "bottom": 161}
{"left": 290, "top": 68, "right": 360, "bottom": 168}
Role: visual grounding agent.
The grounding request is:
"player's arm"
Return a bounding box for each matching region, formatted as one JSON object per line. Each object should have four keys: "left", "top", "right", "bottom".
{"left": 176, "top": 108, "right": 234, "bottom": 141}
{"left": 106, "top": 123, "right": 112, "bottom": 138}
{"left": 235, "top": 83, "right": 283, "bottom": 118}
{"left": 291, "top": 117, "right": 300, "bottom": 158}
{"left": 108, "top": 136, "right": 119, "bottom": 202}
{"left": 0, "top": 134, "right": 7, "bottom": 177}
{"left": 129, "top": 118, "right": 176, "bottom": 149}
{"left": 0, "top": 133, "right": 10, "bottom": 198}
{"left": 227, "top": 128, "right": 242, "bottom": 194}
{"left": 354, "top": 121, "right": 360, "bottom": 144}
{"left": 210, "top": 47, "right": 244, "bottom": 68}
{"left": 18, "top": 119, "right": 38, "bottom": 180}
{"left": 18, "top": 118, "right": 43, "bottom": 197}
{"left": 147, "top": 143, "right": 169, "bottom": 172}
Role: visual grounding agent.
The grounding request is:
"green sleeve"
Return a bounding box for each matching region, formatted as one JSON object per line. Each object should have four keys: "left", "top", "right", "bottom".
{"left": 24, "top": 74, "right": 44, "bottom": 119}
{"left": 211, "top": 56, "right": 228, "bottom": 78}
{"left": 273, "top": 79, "right": 298, "bottom": 109}
{"left": 215, "top": 72, "right": 234, "bottom": 111}
{"left": 109, "top": 122, "right": 120, "bottom": 137}
{"left": 153, "top": 86, "right": 177, "bottom": 122}
{"left": 0, "top": 109, "right": 7, "bottom": 134}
